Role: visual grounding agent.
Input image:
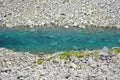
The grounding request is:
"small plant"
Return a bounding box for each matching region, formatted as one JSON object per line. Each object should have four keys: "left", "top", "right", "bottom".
{"left": 34, "top": 50, "right": 85, "bottom": 64}
{"left": 34, "top": 58, "right": 44, "bottom": 64}
{"left": 34, "top": 56, "right": 55, "bottom": 64}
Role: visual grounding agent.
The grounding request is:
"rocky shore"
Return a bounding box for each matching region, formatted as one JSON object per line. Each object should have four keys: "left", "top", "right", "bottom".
{"left": 0, "top": 47, "right": 120, "bottom": 80}
{"left": 0, "top": 0, "right": 120, "bottom": 28}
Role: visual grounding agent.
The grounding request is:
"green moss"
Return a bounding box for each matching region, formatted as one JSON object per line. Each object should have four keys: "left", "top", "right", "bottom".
{"left": 34, "top": 49, "right": 101, "bottom": 64}
{"left": 34, "top": 58, "right": 44, "bottom": 64}
{"left": 45, "top": 57, "right": 54, "bottom": 61}
{"left": 86, "top": 53, "right": 92, "bottom": 57}
{"left": 94, "top": 50, "right": 99, "bottom": 54}
{"left": 34, "top": 57, "right": 53, "bottom": 64}
{"left": 110, "top": 48, "right": 120, "bottom": 53}
{"left": 56, "top": 50, "right": 84, "bottom": 60}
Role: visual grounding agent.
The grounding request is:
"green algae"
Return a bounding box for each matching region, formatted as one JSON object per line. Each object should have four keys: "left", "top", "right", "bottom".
{"left": 34, "top": 50, "right": 91, "bottom": 64}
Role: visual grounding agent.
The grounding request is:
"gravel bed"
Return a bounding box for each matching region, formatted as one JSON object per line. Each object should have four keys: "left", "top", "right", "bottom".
{"left": 0, "top": 0, "right": 120, "bottom": 28}
{"left": 0, "top": 47, "right": 120, "bottom": 80}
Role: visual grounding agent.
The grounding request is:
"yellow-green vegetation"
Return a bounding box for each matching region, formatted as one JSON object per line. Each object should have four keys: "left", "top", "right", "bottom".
{"left": 34, "top": 48, "right": 120, "bottom": 64}
{"left": 110, "top": 47, "right": 120, "bottom": 53}
{"left": 55, "top": 50, "right": 84, "bottom": 60}
{"left": 34, "top": 59, "right": 44, "bottom": 64}
{"left": 34, "top": 56, "right": 55, "bottom": 64}
{"left": 94, "top": 50, "right": 99, "bottom": 54}
{"left": 34, "top": 50, "right": 99, "bottom": 64}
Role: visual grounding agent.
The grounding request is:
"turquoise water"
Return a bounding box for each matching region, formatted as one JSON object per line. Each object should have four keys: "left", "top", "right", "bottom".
{"left": 0, "top": 27, "right": 120, "bottom": 53}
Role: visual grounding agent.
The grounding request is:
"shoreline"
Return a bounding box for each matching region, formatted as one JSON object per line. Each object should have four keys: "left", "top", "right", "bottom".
{"left": 0, "top": 25, "right": 120, "bottom": 31}
{"left": 0, "top": 25, "right": 120, "bottom": 29}
{"left": 0, "top": 47, "right": 120, "bottom": 80}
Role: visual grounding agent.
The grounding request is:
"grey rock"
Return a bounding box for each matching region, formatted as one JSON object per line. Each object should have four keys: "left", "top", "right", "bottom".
{"left": 52, "top": 59, "right": 60, "bottom": 64}
{"left": 98, "top": 47, "right": 112, "bottom": 60}
{"left": 87, "top": 58, "right": 97, "bottom": 67}
{"left": 70, "top": 63, "right": 77, "bottom": 69}
{"left": 1, "top": 68, "right": 12, "bottom": 73}
{"left": 100, "top": 46, "right": 109, "bottom": 52}
{"left": 70, "top": 56, "right": 80, "bottom": 64}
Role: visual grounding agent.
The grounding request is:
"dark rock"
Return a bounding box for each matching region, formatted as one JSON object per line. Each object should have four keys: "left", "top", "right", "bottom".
{"left": 65, "top": 74, "right": 70, "bottom": 79}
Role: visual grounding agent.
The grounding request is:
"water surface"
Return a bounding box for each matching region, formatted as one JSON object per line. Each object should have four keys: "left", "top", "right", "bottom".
{"left": 0, "top": 27, "right": 120, "bottom": 53}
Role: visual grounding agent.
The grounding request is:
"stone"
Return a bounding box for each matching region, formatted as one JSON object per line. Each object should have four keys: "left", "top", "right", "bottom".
{"left": 64, "top": 25, "right": 69, "bottom": 29}
{"left": 1, "top": 68, "right": 12, "bottom": 73}
{"left": 87, "top": 58, "right": 97, "bottom": 67}
{"left": 70, "top": 56, "right": 80, "bottom": 64}
{"left": 117, "top": 54, "right": 120, "bottom": 59}
{"left": 87, "top": 58, "right": 95, "bottom": 64}
{"left": 98, "top": 47, "right": 112, "bottom": 58}
{"left": 73, "top": 22, "right": 79, "bottom": 27}
{"left": 79, "top": 24, "right": 86, "bottom": 29}
{"left": 70, "top": 63, "right": 77, "bottom": 69}
{"left": 41, "top": 22, "right": 45, "bottom": 26}
{"left": 98, "top": 48, "right": 113, "bottom": 60}
{"left": 52, "top": 59, "right": 59, "bottom": 64}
